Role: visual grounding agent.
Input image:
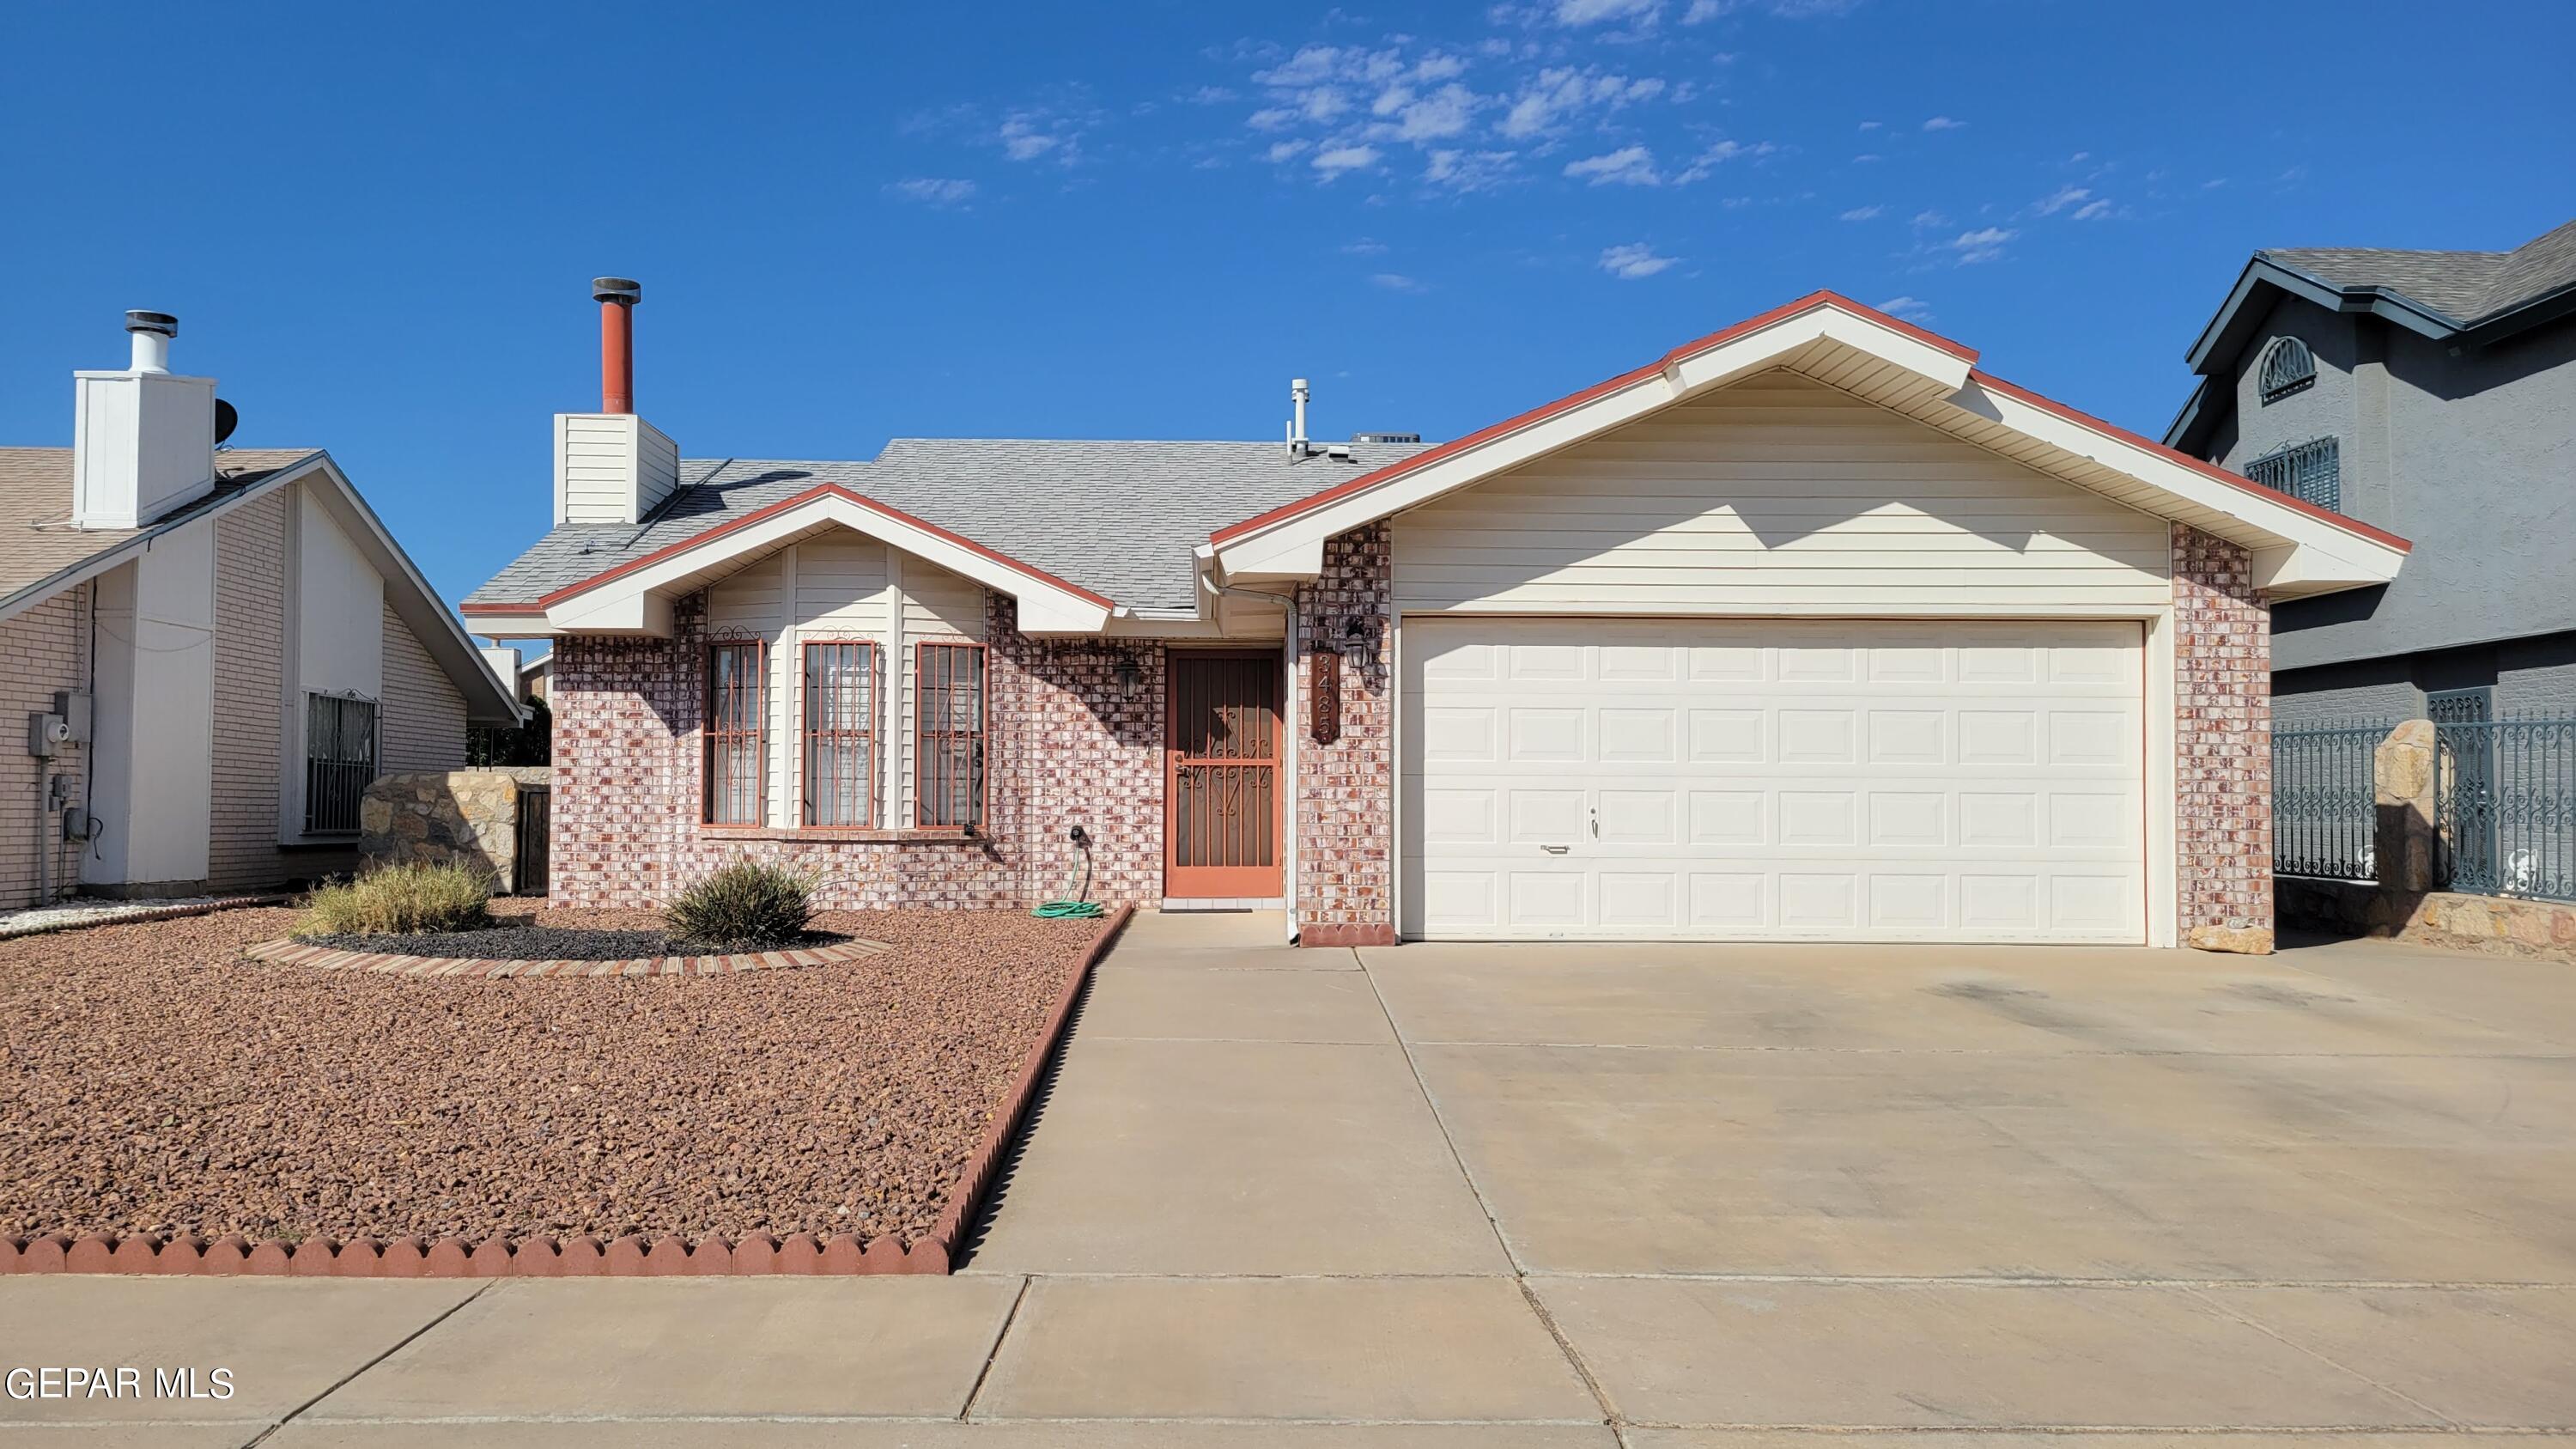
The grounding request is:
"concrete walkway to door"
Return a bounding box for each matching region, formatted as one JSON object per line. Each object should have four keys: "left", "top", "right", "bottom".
{"left": 8, "top": 912, "right": 2572, "bottom": 1445}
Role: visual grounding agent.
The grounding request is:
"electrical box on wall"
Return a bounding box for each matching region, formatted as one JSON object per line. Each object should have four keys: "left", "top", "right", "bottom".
{"left": 27, "top": 713, "right": 70, "bottom": 758}
{"left": 52, "top": 691, "right": 93, "bottom": 743}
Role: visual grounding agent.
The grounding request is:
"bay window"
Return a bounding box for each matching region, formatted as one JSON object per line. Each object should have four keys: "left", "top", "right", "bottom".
{"left": 801, "top": 642, "right": 878, "bottom": 826}
{"left": 705, "top": 639, "right": 766, "bottom": 825}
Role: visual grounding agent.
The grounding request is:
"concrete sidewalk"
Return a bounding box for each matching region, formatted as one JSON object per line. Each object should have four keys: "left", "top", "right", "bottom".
{"left": 6, "top": 911, "right": 2573, "bottom": 1445}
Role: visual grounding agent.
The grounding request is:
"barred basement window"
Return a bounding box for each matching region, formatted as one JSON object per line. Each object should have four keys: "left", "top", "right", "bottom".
{"left": 705, "top": 639, "right": 767, "bottom": 825}
{"left": 2258, "top": 336, "right": 2315, "bottom": 403}
{"left": 304, "top": 691, "right": 378, "bottom": 835}
{"left": 802, "top": 642, "right": 878, "bottom": 826}
{"left": 915, "top": 642, "right": 986, "bottom": 830}
{"left": 2244, "top": 435, "right": 2341, "bottom": 512}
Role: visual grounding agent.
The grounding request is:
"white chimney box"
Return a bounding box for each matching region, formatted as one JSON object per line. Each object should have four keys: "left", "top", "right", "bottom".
{"left": 553, "top": 412, "right": 679, "bottom": 525}
{"left": 73, "top": 312, "right": 216, "bottom": 531}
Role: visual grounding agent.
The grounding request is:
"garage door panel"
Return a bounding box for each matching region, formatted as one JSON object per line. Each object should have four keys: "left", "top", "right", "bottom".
{"left": 1400, "top": 618, "right": 2146, "bottom": 943}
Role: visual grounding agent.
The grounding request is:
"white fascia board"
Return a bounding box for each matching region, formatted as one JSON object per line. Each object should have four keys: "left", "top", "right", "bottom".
{"left": 1211, "top": 301, "right": 1971, "bottom": 581}
{"left": 546, "top": 490, "right": 1113, "bottom": 636}
{"left": 465, "top": 613, "right": 558, "bottom": 638}
{"left": 1957, "top": 380, "right": 2408, "bottom": 592}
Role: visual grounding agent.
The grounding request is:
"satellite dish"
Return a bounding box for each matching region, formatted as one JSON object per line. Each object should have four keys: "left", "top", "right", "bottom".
{"left": 213, "top": 399, "right": 239, "bottom": 446}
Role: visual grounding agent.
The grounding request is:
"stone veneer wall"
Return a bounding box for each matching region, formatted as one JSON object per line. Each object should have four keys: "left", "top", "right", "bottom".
{"left": 360, "top": 769, "right": 552, "bottom": 890}
{"left": 548, "top": 593, "right": 1163, "bottom": 910}
{"left": 1291, "top": 524, "right": 1396, "bottom": 947}
{"left": 2172, "top": 522, "right": 2275, "bottom": 953}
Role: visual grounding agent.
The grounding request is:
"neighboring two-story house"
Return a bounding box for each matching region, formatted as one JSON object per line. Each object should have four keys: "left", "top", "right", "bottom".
{"left": 2165, "top": 219, "right": 2576, "bottom": 728}
{"left": 0, "top": 312, "right": 519, "bottom": 908}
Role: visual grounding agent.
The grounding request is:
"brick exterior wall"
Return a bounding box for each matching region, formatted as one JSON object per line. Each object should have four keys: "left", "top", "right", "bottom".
{"left": 1291, "top": 524, "right": 1395, "bottom": 947}
{"left": 549, "top": 592, "right": 1165, "bottom": 910}
{"left": 380, "top": 598, "right": 469, "bottom": 774}
{"left": 1, "top": 587, "right": 89, "bottom": 909}
{"left": 2173, "top": 522, "right": 2275, "bottom": 953}
{"left": 208, "top": 492, "right": 294, "bottom": 892}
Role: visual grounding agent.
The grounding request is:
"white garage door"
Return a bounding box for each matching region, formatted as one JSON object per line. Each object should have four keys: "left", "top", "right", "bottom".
{"left": 1400, "top": 618, "right": 2146, "bottom": 943}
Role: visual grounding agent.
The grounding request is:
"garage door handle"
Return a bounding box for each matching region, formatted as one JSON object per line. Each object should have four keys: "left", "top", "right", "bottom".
{"left": 1540, "top": 843, "right": 1571, "bottom": 855}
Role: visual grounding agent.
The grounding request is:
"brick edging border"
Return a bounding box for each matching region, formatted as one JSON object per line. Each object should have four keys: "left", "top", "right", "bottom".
{"left": 241, "top": 937, "right": 895, "bottom": 977}
{"left": 0, "top": 895, "right": 286, "bottom": 941}
{"left": 0, "top": 904, "right": 1134, "bottom": 1279}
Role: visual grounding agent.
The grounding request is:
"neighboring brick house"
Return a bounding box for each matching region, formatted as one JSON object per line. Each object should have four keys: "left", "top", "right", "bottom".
{"left": 469, "top": 284, "right": 2410, "bottom": 953}
{"left": 0, "top": 314, "right": 518, "bottom": 908}
{"left": 2165, "top": 217, "right": 2576, "bottom": 726}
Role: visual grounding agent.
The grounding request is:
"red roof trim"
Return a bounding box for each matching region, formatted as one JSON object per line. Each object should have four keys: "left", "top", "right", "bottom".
{"left": 1207, "top": 289, "right": 2412, "bottom": 558}
{"left": 1966, "top": 369, "right": 2412, "bottom": 554}
{"left": 523, "top": 484, "right": 1117, "bottom": 612}
{"left": 1208, "top": 291, "right": 1972, "bottom": 548}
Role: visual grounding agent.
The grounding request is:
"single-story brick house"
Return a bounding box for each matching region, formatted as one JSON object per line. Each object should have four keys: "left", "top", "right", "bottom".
{"left": 467, "top": 283, "right": 2410, "bottom": 952}
{"left": 2, "top": 313, "right": 519, "bottom": 907}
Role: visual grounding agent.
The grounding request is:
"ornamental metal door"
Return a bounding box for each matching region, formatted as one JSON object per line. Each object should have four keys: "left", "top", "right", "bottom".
{"left": 1165, "top": 651, "right": 1284, "bottom": 899}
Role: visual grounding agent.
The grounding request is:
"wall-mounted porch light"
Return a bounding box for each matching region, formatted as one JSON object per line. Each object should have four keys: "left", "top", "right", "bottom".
{"left": 1115, "top": 660, "right": 1141, "bottom": 697}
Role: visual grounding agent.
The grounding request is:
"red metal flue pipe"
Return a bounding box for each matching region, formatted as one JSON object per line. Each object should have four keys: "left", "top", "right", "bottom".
{"left": 592, "top": 277, "right": 641, "bottom": 414}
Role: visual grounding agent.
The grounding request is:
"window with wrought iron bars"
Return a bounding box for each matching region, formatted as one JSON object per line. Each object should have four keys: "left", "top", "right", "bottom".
{"left": 802, "top": 642, "right": 877, "bottom": 826}
{"left": 2257, "top": 336, "right": 2316, "bottom": 403}
{"left": 2243, "top": 435, "right": 2340, "bottom": 512}
{"left": 915, "top": 642, "right": 986, "bottom": 830}
{"left": 705, "top": 640, "right": 767, "bottom": 825}
{"left": 304, "top": 692, "right": 378, "bottom": 835}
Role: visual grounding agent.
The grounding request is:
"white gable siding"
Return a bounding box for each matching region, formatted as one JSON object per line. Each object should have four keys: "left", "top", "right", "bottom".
{"left": 1391, "top": 371, "right": 2172, "bottom": 616}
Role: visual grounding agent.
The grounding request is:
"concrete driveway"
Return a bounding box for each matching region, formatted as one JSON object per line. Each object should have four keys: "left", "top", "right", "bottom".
{"left": 7, "top": 913, "right": 2572, "bottom": 1444}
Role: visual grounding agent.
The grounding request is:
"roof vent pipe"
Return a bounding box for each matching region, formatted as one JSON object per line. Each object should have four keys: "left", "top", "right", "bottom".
{"left": 1287, "top": 377, "right": 1312, "bottom": 458}
{"left": 593, "top": 277, "right": 641, "bottom": 414}
{"left": 126, "top": 311, "right": 177, "bottom": 374}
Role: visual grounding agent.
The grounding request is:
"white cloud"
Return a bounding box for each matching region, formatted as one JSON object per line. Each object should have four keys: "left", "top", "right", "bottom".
{"left": 1599, "top": 241, "right": 1680, "bottom": 278}
{"left": 999, "top": 116, "right": 1062, "bottom": 161}
{"left": 1853, "top": 152, "right": 1883, "bottom": 163}
{"left": 1425, "top": 147, "right": 1522, "bottom": 191}
{"left": 1247, "top": 106, "right": 1300, "bottom": 131}
{"left": 2070, "top": 198, "right": 2114, "bottom": 221}
{"left": 1681, "top": 0, "right": 1726, "bottom": 20}
{"left": 1673, "top": 137, "right": 1773, "bottom": 183}
{"left": 1385, "top": 82, "right": 1479, "bottom": 140}
{"left": 1920, "top": 115, "right": 1966, "bottom": 131}
{"left": 1564, "top": 144, "right": 1660, "bottom": 186}
{"left": 1187, "top": 86, "right": 1238, "bottom": 104}
{"left": 1266, "top": 138, "right": 1312, "bottom": 162}
{"left": 1342, "top": 237, "right": 1389, "bottom": 254}
{"left": 1371, "top": 272, "right": 1428, "bottom": 292}
{"left": 887, "top": 178, "right": 977, "bottom": 206}
{"left": 1944, "top": 226, "right": 2015, "bottom": 264}
{"left": 1838, "top": 204, "right": 1884, "bottom": 221}
{"left": 1875, "top": 295, "right": 1932, "bottom": 321}
{"left": 1911, "top": 209, "right": 1948, "bottom": 227}
{"left": 2034, "top": 184, "right": 2092, "bottom": 216}
{"left": 1856, "top": 119, "right": 1882, "bottom": 131}
{"left": 1553, "top": 0, "right": 1660, "bottom": 25}
{"left": 1500, "top": 66, "right": 1668, "bottom": 138}
{"left": 1311, "top": 143, "right": 1382, "bottom": 178}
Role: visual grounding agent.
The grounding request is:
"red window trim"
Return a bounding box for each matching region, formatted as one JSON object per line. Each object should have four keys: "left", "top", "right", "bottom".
{"left": 799, "top": 639, "right": 879, "bottom": 828}
{"left": 914, "top": 640, "right": 989, "bottom": 831}
{"left": 703, "top": 637, "right": 767, "bottom": 826}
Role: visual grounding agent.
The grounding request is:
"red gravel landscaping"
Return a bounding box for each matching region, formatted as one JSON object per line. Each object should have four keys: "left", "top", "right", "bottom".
{"left": 0, "top": 902, "right": 1100, "bottom": 1249}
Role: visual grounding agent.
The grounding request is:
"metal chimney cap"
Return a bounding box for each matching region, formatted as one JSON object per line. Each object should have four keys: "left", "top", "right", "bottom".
{"left": 125, "top": 310, "right": 178, "bottom": 337}
{"left": 592, "top": 277, "right": 642, "bottom": 304}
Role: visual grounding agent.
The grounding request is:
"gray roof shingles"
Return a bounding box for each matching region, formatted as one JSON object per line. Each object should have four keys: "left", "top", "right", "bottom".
{"left": 467, "top": 436, "right": 1431, "bottom": 615}
{"left": 2263, "top": 217, "right": 2576, "bottom": 325}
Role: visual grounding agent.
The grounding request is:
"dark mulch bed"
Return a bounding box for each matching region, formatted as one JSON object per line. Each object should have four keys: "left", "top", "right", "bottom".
{"left": 295, "top": 924, "right": 851, "bottom": 961}
{"left": 0, "top": 904, "right": 1102, "bottom": 1246}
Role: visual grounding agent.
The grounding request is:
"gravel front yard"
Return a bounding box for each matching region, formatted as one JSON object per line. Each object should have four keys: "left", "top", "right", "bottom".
{"left": 0, "top": 902, "right": 1101, "bottom": 1247}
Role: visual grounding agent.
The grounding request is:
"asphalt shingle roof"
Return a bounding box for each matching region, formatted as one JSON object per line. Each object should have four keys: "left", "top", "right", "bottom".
{"left": 0, "top": 447, "right": 314, "bottom": 608}
{"left": 2263, "top": 217, "right": 2576, "bottom": 325}
{"left": 467, "top": 435, "right": 1432, "bottom": 614}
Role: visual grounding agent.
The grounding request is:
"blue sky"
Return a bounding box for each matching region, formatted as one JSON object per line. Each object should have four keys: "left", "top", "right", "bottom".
{"left": 5, "top": 0, "right": 2569, "bottom": 615}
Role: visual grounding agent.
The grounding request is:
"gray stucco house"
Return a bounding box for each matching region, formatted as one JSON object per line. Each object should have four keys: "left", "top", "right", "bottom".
{"left": 2166, "top": 218, "right": 2576, "bottom": 727}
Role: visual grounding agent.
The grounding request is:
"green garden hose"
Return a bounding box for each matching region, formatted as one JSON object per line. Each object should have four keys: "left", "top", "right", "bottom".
{"left": 1032, "top": 900, "right": 1105, "bottom": 919}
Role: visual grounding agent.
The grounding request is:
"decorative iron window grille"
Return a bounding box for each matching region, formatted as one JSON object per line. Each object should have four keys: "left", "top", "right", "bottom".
{"left": 2244, "top": 436, "right": 2341, "bottom": 512}
{"left": 2433, "top": 708, "right": 2575, "bottom": 904}
{"left": 915, "top": 642, "right": 986, "bottom": 830}
{"left": 2257, "top": 336, "right": 2316, "bottom": 402}
{"left": 2270, "top": 718, "right": 2392, "bottom": 882}
{"left": 303, "top": 691, "right": 378, "bottom": 835}
{"left": 705, "top": 639, "right": 767, "bottom": 825}
{"left": 801, "top": 642, "right": 878, "bottom": 826}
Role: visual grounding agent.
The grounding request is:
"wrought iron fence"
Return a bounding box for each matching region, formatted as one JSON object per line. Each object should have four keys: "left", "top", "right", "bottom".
{"left": 2271, "top": 718, "right": 2392, "bottom": 882}
{"left": 2434, "top": 715, "right": 2576, "bottom": 903}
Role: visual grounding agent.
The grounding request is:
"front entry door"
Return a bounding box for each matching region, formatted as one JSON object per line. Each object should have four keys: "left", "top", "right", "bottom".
{"left": 1165, "top": 651, "right": 1284, "bottom": 899}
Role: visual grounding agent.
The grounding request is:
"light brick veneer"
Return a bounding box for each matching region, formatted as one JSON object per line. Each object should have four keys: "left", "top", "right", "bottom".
{"left": 549, "top": 594, "right": 1164, "bottom": 910}
{"left": 2172, "top": 522, "right": 2275, "bottom": 953}
{"left": 1291, "top": 524, "right": 1395, "bottom": 947}
{"left": 0, "top": 587, "right": 88, "bottom": 909}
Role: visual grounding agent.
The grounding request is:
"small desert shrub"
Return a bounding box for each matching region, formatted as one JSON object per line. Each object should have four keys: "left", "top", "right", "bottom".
{"left": 665, "top": 858, "right": 817, "bottom": 950}
{"left": 298, "top": 861, "right": 495, "bottom": 937}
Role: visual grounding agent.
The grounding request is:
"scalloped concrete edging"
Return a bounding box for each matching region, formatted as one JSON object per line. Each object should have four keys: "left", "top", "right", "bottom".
{"left": 3, "top": 904, "right": 1134, "bottom": 1278}
{"left": 240, "top": 936, "right": 895, "bottom": 977}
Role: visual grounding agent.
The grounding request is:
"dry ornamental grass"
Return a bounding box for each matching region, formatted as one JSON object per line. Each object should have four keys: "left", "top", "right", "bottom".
{"left": 0, "top": 901, "right": 1097, "bottom": 1247}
